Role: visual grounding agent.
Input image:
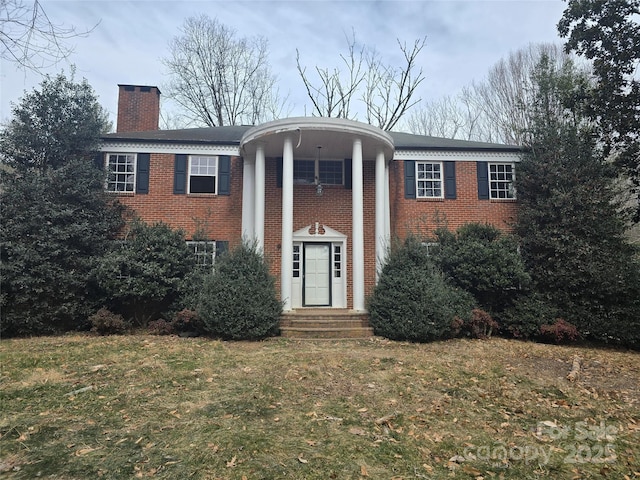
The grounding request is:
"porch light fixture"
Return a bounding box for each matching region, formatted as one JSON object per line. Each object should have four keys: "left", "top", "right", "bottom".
{"left": 315, "top": 146, "right": 323, "bottom": 196}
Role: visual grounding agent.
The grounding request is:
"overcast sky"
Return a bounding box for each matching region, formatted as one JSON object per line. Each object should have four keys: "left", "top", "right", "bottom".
{"left": 1, "top": 0, "right": 567, "bottom": 130}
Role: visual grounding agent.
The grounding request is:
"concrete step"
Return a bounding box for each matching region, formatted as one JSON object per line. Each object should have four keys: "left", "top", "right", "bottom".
{"left": 280, "top": 326, "right": 374, "bottom": 339}
{"left": 280, "top": 309, "right": 373, "bottom": 339}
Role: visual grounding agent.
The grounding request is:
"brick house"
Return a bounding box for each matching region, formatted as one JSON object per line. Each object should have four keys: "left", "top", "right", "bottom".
{"left": 100, "top": 85, "right": 520, "bottom": 333}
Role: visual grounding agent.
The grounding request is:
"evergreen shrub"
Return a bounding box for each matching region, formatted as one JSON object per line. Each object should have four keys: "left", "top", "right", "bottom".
{"left": 498, "top": 293, "right": 559, "bottom": 339}
{"left": 198, "top": 241, "right": 282, "bottom": 340}
{"left": 368, "top": 236, "right": 475, "bottom": 342}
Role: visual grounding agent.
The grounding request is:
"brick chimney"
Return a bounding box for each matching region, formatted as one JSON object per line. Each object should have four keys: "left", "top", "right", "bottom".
{"left": 116, "top": 85, "right": 161, "bottom": 133}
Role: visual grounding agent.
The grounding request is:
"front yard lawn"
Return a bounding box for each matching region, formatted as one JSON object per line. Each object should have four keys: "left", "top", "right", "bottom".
{"left": 1, "top": 335, "right": 638, "bottom": 479}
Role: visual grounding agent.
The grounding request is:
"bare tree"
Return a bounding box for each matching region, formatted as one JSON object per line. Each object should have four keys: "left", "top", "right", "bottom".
{"left": 404, "top": 43, "right": 583, "bottom": 144}
{"left": 296, "top": 33, "right": 426, "bottom": 130}
{"left": 362, "top": 38, "right": 426, "bottom": 131}
{"left": 162, "top": 15, "right": 285, "bottom": 127}
{"left": 296, "top": 31, "right": 365, "bottom": 120}
{"left": 0, "top": 0, "right": 93, "bottom": 72}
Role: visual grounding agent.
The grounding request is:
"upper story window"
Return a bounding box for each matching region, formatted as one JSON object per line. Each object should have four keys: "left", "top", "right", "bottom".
{"left": 189, "top": 156, "right": 218, "bottom": 194}
{"left": 106, "top": 154, "right": 136, "bottom": 192}
{"left": 489, "top": 163, "right": 515, "bottom": 199}
{"left": 416, "top": 162, "right": 443, "bottom": 198}
{"left": 293, "top": 159, "right": 343, "bottom": 185}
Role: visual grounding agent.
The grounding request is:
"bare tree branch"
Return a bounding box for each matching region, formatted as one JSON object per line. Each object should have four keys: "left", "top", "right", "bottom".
{"left": 162, "top": 15, "right": 286, "bottom": 127}
{"left": 297, "top": 32, "right": 425, "bottom": 129}
{"left": 0, "top": 0, "right": 95, "bottom": 72}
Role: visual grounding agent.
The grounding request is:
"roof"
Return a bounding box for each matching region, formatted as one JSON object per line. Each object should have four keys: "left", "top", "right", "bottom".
{"left": 101, "top": 123, "right": 522, "bottom": 153}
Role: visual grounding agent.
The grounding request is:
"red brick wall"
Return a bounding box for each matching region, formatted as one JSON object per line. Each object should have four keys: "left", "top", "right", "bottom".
{"left": 116, "top": 85, "right": 160, "bottom": 133}
{"left": 390, "top": 160, "right": 518, "bottom": 240}
{"left": 112, "top": 154, "right": 243, "bottom": 245}
{"left": 112, "top": 154, "right": 517, "bottom": 308}
{"left": 262, "top": 159, "right": 378, "bottom": 308}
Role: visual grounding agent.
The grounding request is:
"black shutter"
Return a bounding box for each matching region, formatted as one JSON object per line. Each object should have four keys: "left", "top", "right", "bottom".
{"left": 174, "top": 154, "right": 187, "bottom": 194}
{"left": 477, "top": 161, "right": 489, "bottom": 200}
{"left": 136, "top": 153, "right": 150, "bottom": 194}
{"left": 343, "top": 159, "right": 352, "bottom": 189}
{"left": 404, "top": 160, "right": 416, "bottom": 199}
{"left": 444, "top": 161, "right": 456, "bottom": 199}
{"left": 215, "top": 240, "right": 229, "bottom": 257}
{"left": 276, "top": 157, "right": 283, "bottom": 188}
{"left": 218, "top": 155, "right": 231, "bottom": 195}
{"left": 93, "top": 152, "right": 104, "bottom": 170}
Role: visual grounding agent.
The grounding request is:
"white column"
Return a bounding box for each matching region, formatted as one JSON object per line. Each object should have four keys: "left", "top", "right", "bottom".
{"left": 241, "top": 157, "right": 255, "bottom": 241}
{"left": 281, "top": 136, "right": 294, "bottom": 311}
{"left": 384, "top": 161, "right": 391, "bottom": 243}
{"left": 352, "top": 138, "right": 365, "bottom": 311}
{"left": 375, "top": 148, "right": 386, "bottom": 282}
{"left": 254, "top": 143, "right": 265, "bottom": 252}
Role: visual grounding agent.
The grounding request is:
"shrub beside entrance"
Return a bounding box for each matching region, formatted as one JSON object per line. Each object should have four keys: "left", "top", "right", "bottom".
{"left": 368, "top": 236, "right": 475, "bottom": 342}
{"left": 198, "top": 241, "right": 282, "bottom": 340}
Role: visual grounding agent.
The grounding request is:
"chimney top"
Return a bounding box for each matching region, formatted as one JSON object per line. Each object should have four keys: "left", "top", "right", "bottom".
{"left": 116, "top": 85, "right": 161, "bottom": 133}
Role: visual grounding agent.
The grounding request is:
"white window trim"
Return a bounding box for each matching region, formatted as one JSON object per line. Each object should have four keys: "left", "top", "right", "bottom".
{"left": 188, "top": 155, "right": 219, "bottom": 195}
{"left": 488, "top": 162, "right": 516, "bottom": 200}
{"left": 105, "top": 153, "right": 137, "bottom": 193}
{"left": 416, "top": 161, "right": 444, "bottom": 199}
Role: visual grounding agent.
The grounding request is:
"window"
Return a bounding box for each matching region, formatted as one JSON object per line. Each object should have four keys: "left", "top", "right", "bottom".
{"left": 187, "top": 241, "right": 217, "bottom": 271}
{"left": 421, "top": 242, "right": 440, "bottom": 257}
{"left": 106, "top": 154, "right": 136, "bottom": 192}
{"left": 293, "top": 160, "right": 315, "bottom": 184}
{"left": 293, "top": 245, "right": 301, "bottom": 277}
{"left": 333, "top": 245, "right": 342, "bottom": 278}
{"left": 293, "top": 159, "right": 343, "bottom": 185}
{"left": 189, "top": 156, "right": 218, "bottom": 194}
{"left": 416, "top": 162, "right": 443, "bottom": 198}
{"left": 489, "top": 163, "right": 515, "bottom": 199}
{"left": 319, "top": 161, "right": 343, "bottom": 185}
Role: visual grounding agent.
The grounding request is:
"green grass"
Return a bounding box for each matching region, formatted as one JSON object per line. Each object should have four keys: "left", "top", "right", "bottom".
{"left": 1, "top": 335, "right": 638, "bottom": 479}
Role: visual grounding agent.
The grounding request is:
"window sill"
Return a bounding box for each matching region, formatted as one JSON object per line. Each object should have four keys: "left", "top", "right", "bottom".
{"left": 489, "top": 198, "right": 517, "bottom": 202}
{"left": 417, "top": 197, "right": 445, "bottom": 202}
{"left": 187, "top": 193, "right": 218, "bottom": 197}
{"left": 107, "top": 191, "right": 135, "bottom": 196}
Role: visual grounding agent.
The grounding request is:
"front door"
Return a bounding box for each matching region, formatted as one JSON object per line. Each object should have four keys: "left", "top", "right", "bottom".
{"left": 303, "top": 243, "right": 331, "bottom": 306}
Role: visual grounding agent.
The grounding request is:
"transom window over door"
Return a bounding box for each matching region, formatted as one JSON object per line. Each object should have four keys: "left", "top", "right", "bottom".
{"left": 189, "top": 156, "right": 218, "bottom": 194}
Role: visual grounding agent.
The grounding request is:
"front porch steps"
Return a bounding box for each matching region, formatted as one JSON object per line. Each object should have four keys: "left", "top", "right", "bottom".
{"left": 280, "top": 309, "right": 373, "bottom": 339}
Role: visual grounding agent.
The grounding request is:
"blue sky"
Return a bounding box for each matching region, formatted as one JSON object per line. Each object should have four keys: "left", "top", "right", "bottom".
{"left": 1, "top": 0, "right": 567, "bottom": 129}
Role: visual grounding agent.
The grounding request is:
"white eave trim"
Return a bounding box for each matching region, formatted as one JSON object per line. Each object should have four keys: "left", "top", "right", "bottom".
{"left": 393, "top": 149, "right": 522, "bottom": 162}
{"left": 100, "top": 141, "right": 240, "bottom": 156}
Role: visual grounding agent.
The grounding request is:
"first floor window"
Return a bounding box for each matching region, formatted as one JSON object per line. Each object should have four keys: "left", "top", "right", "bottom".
{"left": 489, "top": 163, "right": 515, "bottom": 199}
{"left": 293, "top": 245, "right": 301, "bottom": 277}
{"left": 107, "top": 154, "right": 136, "bottom": 192}
{"left": 187, "top": 241, "right": 217, "bottom": 270}
{"left": 416, "top": 162, "right": 443, "bottom": 198}
{"left": 333, "top": 244, "right": 342, "bottom": 278}
{"left": 189, "top": 156, "right": 218, "bottom": 194}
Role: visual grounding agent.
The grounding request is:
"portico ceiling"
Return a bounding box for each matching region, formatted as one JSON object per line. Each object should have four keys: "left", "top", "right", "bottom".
{"left": 240, "top": 117, "right": 395, "bottom": 161}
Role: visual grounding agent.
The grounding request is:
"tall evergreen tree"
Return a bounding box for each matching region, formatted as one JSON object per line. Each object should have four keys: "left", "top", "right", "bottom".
{"left": 559, "top": 0, "right": 640, "bottom": 221}
{"left": 515, "top": 54, "right": 640, "bottom": 345}
{"left": 0, "top": 73, "right": 123, "bottom": 336}
{"left": 0, "top": 71, "right": 111, "bottom": 172}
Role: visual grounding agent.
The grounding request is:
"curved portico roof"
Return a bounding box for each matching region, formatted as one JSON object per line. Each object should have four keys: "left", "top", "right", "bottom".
{"left": 240, "top": 117, "right": 395, "bottom": 160}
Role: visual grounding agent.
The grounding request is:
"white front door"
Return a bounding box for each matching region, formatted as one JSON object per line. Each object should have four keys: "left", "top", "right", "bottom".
{"left": 304, "top": 243, "right": 331, "bottom": 306}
